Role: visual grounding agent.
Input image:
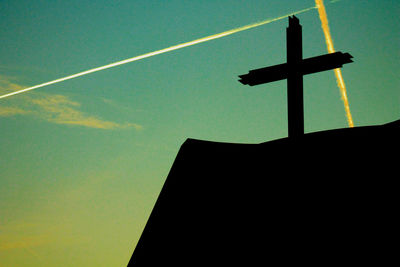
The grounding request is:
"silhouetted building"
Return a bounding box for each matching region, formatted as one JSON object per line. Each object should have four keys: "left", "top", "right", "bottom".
{"left": 128, "top": 120, "right": 399, "bottom": 266}
{"left": 127, "top": 16, "right": 398, "bottom": 266}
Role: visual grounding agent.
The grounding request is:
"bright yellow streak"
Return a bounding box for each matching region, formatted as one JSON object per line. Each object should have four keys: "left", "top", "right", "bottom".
{"left": 315, "top": 0, "right": 354, "bottom": 127}
{"left": 0, "top": 6, "right": 316, "bottom": 100}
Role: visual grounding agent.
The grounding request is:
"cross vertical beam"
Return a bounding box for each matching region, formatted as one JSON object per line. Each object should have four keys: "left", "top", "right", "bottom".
{"left": 287, "top": 16, "right": 303, "bottom": 139}
{"left": 238, "top": 16, "right": 353, "bottom": 140}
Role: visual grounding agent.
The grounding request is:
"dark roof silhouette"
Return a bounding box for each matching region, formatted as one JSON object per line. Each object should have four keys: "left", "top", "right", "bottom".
{"left": 128, "top": 119, "right": 399, "bottom": 266}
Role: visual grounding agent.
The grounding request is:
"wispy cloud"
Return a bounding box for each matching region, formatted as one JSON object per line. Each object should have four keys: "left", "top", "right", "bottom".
{"left": 0, "top": 75, "right": 143, "bottom": 130}
{"left": 0, "top": 106, "right": 30, "bottom": 116}
{"left": 0, "top": 75, "right": 25, "bottom": 92}
{"left": 30, "top": 94, "right": 143, "bottom": 130}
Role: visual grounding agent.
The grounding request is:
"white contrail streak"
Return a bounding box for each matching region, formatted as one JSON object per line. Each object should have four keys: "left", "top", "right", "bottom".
{"left": 0, "top": 6, "right": 316, "bottom": 99}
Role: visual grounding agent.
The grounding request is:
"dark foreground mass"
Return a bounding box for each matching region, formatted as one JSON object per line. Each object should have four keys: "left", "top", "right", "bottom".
{"left": 128, "top": 120, "right": 399, "bottom": 266}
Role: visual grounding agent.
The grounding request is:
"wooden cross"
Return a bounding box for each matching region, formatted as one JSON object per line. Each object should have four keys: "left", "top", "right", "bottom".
{"left": 238, "top": 16, "right": 353, "bottom": 139}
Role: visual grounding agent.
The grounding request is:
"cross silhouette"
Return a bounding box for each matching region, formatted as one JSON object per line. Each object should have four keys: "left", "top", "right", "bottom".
{"left": 239, "top": 16, "right": 353, "bottom": 139}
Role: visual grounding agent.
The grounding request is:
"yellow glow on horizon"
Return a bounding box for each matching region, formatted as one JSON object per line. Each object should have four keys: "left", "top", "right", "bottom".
{"left": 0, "top": 6, "right": 316, "bottom": 100}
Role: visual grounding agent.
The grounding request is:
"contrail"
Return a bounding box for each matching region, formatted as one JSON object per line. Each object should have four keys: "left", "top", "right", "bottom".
{"left": 0, "top": 6, "right": 316, "bottom": 99}
{"left": 315, "top": 0, "right": 354, "bottom": 127}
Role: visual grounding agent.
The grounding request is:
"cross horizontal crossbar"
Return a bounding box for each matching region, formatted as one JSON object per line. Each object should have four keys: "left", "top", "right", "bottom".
{"left": 238, "top": 52, "right": 353, "bottom": 86}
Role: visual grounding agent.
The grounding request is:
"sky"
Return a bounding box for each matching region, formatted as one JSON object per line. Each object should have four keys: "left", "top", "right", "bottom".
{"left": 0, "top": 0, "right": 399, "bottom": 266}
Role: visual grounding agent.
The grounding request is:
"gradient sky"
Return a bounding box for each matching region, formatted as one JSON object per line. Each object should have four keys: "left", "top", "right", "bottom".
{"left": 0, "top": 0, "right": 399, "bottom": 266}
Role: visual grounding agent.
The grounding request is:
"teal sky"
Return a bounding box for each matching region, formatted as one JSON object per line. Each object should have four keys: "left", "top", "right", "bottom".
{"left": 1, "top": 0, "right": 399, "bottom": 266}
